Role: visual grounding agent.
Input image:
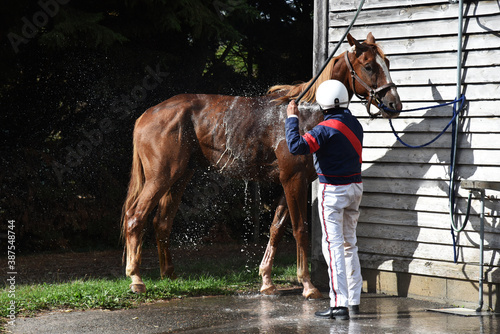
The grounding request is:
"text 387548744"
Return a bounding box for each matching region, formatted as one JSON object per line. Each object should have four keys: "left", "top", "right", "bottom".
{"left": 7, "top": 220, "right": 17, "bottom": 325}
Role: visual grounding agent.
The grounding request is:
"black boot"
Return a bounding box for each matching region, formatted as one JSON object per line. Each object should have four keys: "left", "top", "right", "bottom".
{"left": 349, "top": 305, "right": 360, "bottom": 315}
{"left": 314, "top": 307, "right": 349, "bottom": 320}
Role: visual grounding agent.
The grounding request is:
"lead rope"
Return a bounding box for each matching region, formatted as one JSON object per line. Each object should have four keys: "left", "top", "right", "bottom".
{"left": 382, "top": 95, "right": 465, "bottom": 149}
{"left": 382, "top": 95, "right": 471, "bottom": 264}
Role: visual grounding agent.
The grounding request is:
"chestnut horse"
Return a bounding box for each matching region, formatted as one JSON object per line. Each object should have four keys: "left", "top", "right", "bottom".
{"left": 121, "top": 33, "right": 402, "bottom": 297}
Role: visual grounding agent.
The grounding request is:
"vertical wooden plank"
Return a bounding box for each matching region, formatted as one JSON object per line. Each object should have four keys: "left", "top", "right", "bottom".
{"left": 310, "top": 0, "right": 330, "bottom": 289}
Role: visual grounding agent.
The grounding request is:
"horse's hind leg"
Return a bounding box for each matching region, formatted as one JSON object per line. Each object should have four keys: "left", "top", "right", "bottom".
{"left": 153, "top": 170, "right": 194, "bottom": 279}
{"left": 259, "top": 194, "right": 289, "bottom": 295}
{"left": 125, "top": 179, "right": 168, "bottom": 293}
{"left": 281, "top": 176, "right": 322, "bottom": 299}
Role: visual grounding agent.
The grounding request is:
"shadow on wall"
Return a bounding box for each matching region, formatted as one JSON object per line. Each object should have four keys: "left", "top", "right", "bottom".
{"left": 360, "top": 81, "right": 476, "bottom": 298}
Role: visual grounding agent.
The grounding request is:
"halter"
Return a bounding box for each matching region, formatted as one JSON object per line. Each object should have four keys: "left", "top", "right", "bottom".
{"left": 344, "top": 51, "right": 396, "bottom": 118}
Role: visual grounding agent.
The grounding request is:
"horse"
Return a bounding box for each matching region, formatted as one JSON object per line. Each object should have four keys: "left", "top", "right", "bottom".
{"left": 121, "top": 32, "right": 402, "bottom": 298}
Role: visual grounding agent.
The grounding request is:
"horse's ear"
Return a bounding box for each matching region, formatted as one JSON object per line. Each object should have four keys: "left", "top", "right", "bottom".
{"left": 347, "top": 34, "right": 363, "bottom": 55}
{"left": 366, "top": 32, "right": 376, "bottom": 44}
{"left": 347, "top": 33, "right": 358, "bottom": 47}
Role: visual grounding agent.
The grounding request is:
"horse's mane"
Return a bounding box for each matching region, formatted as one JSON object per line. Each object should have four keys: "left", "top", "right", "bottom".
{"left": 267, "top": 42, "right": 385, "bottom": 105}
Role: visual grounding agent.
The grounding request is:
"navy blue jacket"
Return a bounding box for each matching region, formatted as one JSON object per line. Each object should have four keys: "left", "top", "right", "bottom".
{"left": 285, "top": 108, "right": 363, "bottom": 185}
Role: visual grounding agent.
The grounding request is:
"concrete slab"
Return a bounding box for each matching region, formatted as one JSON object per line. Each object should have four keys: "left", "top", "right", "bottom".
{"left": 7, "top": 293, "right": 500, "bottom": 334}
{"left": 428, "top": 307, "right": 497, "bottom": 317}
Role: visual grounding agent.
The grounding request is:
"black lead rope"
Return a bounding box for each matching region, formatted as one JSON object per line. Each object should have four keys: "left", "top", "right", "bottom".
{"left": 295, "top": 0, "right": 366, "bottom": 104}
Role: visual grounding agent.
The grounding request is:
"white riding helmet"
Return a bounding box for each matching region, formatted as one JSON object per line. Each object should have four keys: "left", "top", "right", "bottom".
{"left": 315, "top": 80, "right": 350, "bottom": 109}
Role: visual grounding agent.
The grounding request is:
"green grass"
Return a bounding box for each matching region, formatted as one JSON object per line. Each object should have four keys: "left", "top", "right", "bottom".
{"left": 0, "top": 273, "right": 258, "bottom": 318}
{"left": 0, "top": 245, "right": 300, "bottom": 321}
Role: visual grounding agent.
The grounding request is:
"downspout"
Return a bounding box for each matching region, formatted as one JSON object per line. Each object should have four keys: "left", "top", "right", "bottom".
{"left": 449, "top": 0, "right": 464, "bottom": 236}
{"left": 450, "top": 0, "right": 485, "bottom": 312}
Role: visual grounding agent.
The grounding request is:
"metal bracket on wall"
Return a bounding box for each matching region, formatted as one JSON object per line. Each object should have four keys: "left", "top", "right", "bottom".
{"left": 459, "top": 180, "right": 500, "bottom": 312}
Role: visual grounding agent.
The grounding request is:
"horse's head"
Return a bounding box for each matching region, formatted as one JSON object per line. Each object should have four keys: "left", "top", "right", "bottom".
{"left": 345, "top": 33, "right": 402, "bottom": 118}
{"left": 267, "top": 32, "right": 402, "bottom": 118}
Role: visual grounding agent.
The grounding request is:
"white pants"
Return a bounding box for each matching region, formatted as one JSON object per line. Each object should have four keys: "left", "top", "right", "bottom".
{"left": 318, "top": 182, "right": 363, "bottom": 308}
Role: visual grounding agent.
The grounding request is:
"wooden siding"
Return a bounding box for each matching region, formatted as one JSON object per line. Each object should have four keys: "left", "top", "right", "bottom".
{"left": 326, "top": 0, "right": 500, "bottom": 283}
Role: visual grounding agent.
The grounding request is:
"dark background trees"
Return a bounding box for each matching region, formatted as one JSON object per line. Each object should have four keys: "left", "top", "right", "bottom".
{"left": 0, "top": 0, "right": 313, "bottom": 252}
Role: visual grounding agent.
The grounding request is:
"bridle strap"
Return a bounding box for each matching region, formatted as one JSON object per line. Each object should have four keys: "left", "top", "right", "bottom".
{"left": 344, "top": 52, "right": 396, "bottom": 118}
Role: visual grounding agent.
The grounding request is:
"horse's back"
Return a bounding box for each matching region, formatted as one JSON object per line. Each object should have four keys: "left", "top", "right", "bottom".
{"left": 132, "top": 93, "right": 288, "bottom": 181}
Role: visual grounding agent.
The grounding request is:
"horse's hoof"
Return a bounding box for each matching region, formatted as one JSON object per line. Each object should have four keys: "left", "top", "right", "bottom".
{"left": 161, "top": 272, "right": 177, "bottom": 280}
{"left": 130, "top": 283, "right": 147, "bottom": 294}
{"left": 260, "top": 284, "right": 278, "bottom": 295}
{"left": 303, "top": 288, "right": 323, "bottom": 299}
{"left": 166, "top": 272, "right": 177, "bottom": 280}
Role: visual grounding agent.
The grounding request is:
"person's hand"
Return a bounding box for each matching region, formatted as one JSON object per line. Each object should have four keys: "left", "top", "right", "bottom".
{"left": 287, "top": 100, "right": 299, "bottom": 117}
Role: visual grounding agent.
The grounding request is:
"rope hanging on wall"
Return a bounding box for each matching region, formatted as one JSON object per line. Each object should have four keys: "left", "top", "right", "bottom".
{"left": 380, "top": 0, "right": 468, "bottom": 264}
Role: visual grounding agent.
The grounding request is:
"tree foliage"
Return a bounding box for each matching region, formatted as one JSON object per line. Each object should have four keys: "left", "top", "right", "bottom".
{"left": 0, "top": 0, "right": 312, "bottom": 252}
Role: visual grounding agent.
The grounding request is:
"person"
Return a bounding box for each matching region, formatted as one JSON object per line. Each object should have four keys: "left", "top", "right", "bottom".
{"left": 285, "top": 79, "right": 363, "bottom": 320}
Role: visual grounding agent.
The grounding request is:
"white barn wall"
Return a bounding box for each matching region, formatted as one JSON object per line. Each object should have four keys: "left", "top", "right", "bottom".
{"left": 313, "top": 0, "right": 500, "bottom": 307}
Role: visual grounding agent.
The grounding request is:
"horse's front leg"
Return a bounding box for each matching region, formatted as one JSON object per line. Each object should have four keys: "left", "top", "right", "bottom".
{"left": 281, "top": 176, "right": 322, "bottom": 299}
{"left": 259, "top": 194, "right": 289, "bottom": 295}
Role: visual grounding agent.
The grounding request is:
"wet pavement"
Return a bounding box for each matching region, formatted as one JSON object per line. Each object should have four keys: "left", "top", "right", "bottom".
{"left": 8, "top": 292, "right": 499, "bottom": 333}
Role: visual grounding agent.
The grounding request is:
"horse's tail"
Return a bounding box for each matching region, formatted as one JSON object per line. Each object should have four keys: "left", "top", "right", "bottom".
{"left": 120, "top": 128, "right": 145, "bottom": 251}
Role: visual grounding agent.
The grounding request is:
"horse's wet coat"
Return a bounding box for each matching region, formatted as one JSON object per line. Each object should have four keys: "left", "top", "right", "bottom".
{"left": 121, "top": 33, "right": 402, "bottom": 297}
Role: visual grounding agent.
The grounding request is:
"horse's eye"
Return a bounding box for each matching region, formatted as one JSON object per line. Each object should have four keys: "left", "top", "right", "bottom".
{"left": 365, "top": 64, "right": 373, "bottom": 72}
